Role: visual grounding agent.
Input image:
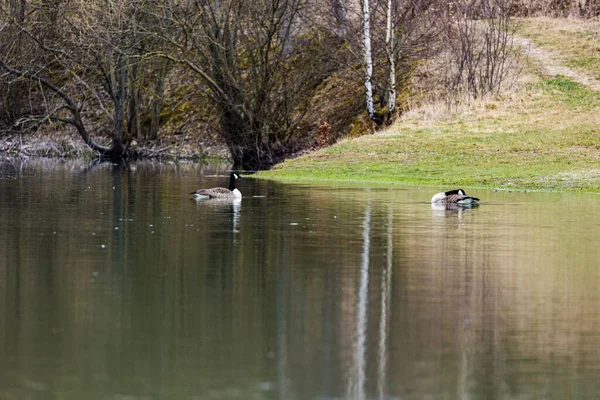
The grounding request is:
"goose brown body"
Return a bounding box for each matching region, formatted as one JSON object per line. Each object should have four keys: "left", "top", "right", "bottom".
{"left": 190, "top": 173, "right": 242, "bottom": 200}
{"left": 431, "top": 189, "right": 480, "bottom": 204}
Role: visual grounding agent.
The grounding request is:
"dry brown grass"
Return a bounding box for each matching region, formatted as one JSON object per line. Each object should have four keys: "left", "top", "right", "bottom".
{"left": 518, "top": 17, "right": 600, "bottom": 79}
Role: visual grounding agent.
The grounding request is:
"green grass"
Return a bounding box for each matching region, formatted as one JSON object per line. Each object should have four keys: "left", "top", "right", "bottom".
{"left": 257, "top": 75, "right": 600, "bottom": 192}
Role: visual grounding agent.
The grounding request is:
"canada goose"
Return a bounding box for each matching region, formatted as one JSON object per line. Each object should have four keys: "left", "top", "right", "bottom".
{"left": 190, "top": 172, "right": 242, "bottom": 200}
{"left": 431, "top": 189, "right": 479, "bottom": 205}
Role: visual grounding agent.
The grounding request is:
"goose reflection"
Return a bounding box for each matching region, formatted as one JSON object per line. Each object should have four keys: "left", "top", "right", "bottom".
{"left": 431, "top": 202, "right": 478, "bottom": 219}
{"left": 191, "top": 197, "right": 242, "bottom": 234}
{"left": 231, "top": 200, "right": 241, "bottom": 233}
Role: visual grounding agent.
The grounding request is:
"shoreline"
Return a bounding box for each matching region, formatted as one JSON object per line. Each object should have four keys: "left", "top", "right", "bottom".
{"left": 0, "top": 130, "right": 230, "bottom": 162}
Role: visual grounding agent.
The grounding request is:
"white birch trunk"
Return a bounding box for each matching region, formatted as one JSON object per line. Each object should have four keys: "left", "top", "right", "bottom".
{"left": 385, "top": 0, "right": 396, "bottom": 116}
{"left": 362, "top": 0, "right": 376, "bottom": 120}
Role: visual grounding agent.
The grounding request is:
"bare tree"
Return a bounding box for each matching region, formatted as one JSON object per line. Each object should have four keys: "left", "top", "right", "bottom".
{"left": 0, "top": 0, "right": 127, "bottom": 158}
{"left": 0, "top": 0, "right": 173, "bottom": 159}
{"left": 0, "top": 56, "right": 121, "bottom": 156}
{"left": 0, "top": 1, "right": 129, "bottom": 157}
{"left": 154, "top": 0, "right": 331, "bottom": 170}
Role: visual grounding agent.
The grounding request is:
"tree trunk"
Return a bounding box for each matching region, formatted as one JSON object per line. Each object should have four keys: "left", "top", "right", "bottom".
{"left": 72, "top": 113, "right": 114, "bottom": 156}
{"left": 128, "top": 60, "right": 142, "bottom": 139}
{"left": 385, "top": 0, "right": 396, "bottom": 118}
{"left": 362, "top": 0, "right": 382, "bottom": 124}
{"left": 333, "top": 0, "right": 347, "bottom": 38}
{"left": 219, "top": 106, "right": 279, "bottom": 170}
{"left": 39, "top": 0, "right": 60, "bottom": 41}
{"left": 228, "top": 142, "right": 275, "bottom": 171}
{"left": 280, "top": 8, "right": 293, "bottom": 56}
{"left": 112, "top": 53, "right": 127, "bottom": 154}
{"left": 149, "top": 58, "right": 169, "bottom": 140}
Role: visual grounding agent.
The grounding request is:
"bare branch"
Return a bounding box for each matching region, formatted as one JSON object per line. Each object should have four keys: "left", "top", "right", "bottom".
{"left": 0, "top": 58, "right": 78, "bottom": 112}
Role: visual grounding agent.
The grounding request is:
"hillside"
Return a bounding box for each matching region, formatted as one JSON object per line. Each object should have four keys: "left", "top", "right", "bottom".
{"left": 258, "top": 17, "right": 600, "bottom": 193}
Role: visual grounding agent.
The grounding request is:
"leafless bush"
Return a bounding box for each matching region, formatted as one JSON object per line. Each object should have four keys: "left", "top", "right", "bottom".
{"left": 440, "top": 0, "right": 521, "bottom": 101}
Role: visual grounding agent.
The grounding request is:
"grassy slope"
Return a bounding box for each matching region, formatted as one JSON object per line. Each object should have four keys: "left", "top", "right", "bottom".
{"left": 519, "top": 17, "right": 600, "bottom": 80}
{"left": 257, "top": 18, "right": 600, "bottom": 192}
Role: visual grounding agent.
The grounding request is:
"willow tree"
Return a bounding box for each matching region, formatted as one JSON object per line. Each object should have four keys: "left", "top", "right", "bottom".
{"left": 157, "top": 0, "right": 323, "bottom": 170}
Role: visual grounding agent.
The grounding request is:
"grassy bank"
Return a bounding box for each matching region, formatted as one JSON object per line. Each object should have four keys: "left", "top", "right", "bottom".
{"left": 257, "top": 19, "right": 600, "bottom": 192}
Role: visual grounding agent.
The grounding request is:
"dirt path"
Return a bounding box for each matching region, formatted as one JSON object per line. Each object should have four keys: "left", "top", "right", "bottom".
{"left": 514, "top": 36, "right": 600, "bottom": 91}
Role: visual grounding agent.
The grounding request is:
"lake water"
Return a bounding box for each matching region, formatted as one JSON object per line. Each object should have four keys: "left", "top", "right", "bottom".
{"left": 1, "top": 158, "right": 599, "bottom": 400}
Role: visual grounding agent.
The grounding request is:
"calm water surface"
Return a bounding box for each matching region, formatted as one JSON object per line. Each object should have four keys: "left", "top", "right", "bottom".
{"left": 1, "top": 159, "right": 600, "bottom": 400}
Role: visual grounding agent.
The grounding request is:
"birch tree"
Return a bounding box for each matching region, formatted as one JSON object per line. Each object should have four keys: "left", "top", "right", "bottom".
{"left": 360, "top": 0, "right": 439, "bottom": 124}
{"left": 362, "top": 0, "right": 374, "bottom": 118}
{"left": 385, "top": 0, "right": 396, "bottom": 116}
{"left": 362, "top": 0, "right": 383, "bottom": 124}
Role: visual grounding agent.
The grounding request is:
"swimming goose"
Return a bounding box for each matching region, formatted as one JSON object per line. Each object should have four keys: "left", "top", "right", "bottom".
{"left": 190, "top": 173, "right": 242, "bottom": 200}
{"left": 431, "top": 189, "right": 479, "bottom": 205}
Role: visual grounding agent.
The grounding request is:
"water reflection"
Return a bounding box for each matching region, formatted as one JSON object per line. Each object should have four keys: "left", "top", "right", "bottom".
{"left": 347, "top": 199, "right": 371, "bottom": 400}
{"left": 377, "top": 205, "right": 393, "bottom": 400}
{"left": 1, "top": 159, "right": 600, "bottom": 399}
{"left": 192, "top": 198, "right": 242, "bottom": 235}
{"left": 431, "top": 201, "right": 480, "bottom": 220}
